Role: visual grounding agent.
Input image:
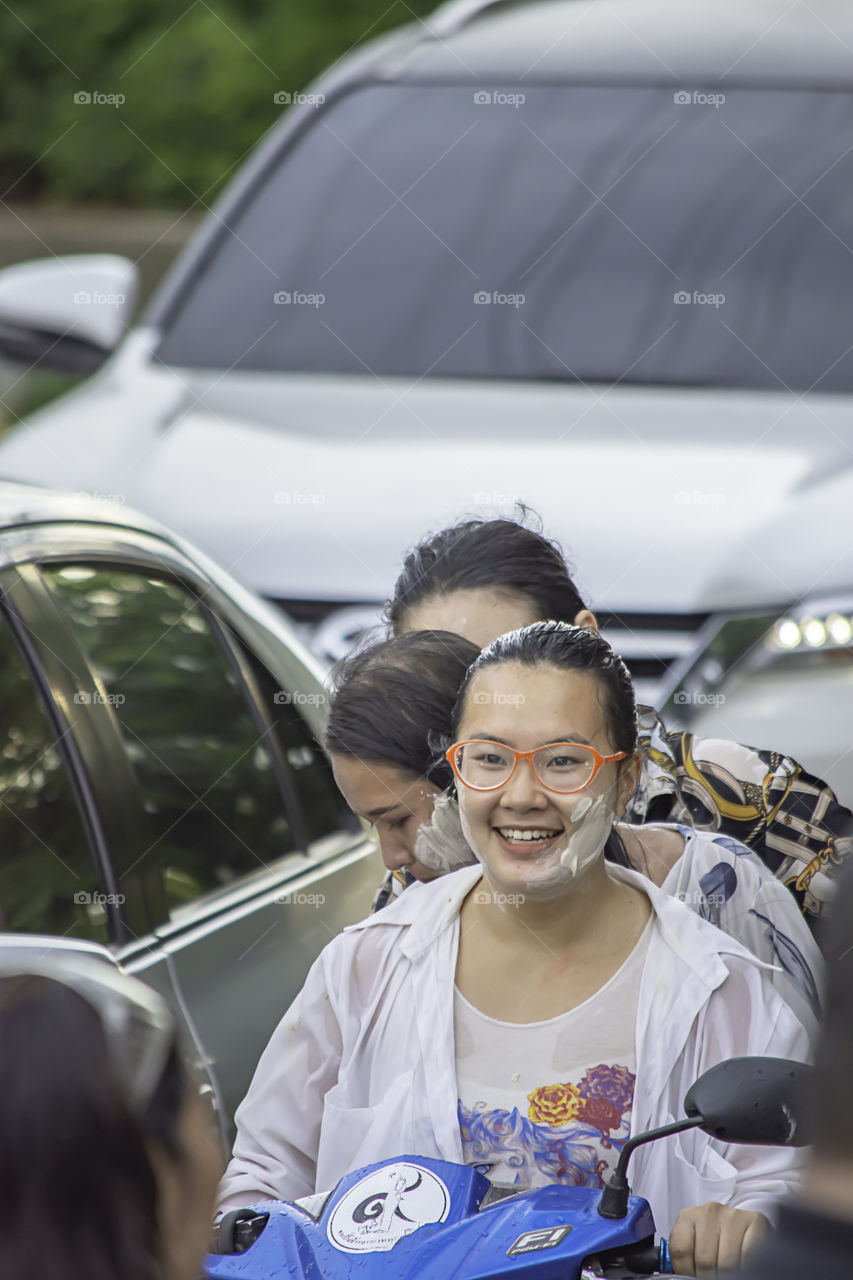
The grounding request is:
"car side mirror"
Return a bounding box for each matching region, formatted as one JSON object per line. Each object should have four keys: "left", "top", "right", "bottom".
{"left": 0, "top": 254, "right": 137, "bottom": 373}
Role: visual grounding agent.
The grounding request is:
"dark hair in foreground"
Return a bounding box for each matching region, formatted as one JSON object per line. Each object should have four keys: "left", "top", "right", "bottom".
{"left": 387, "top": 515, "right": 588, "bottom": 635}
{"left": 451, "top": 622, "right": 639, "bottom": 866}
{"left": 0, "top": 975, "right": 187, "bottom": 1280}
{"left": 326, "top": 630, "right": 481, "bottom": 791}
{"left": 809, "top": 858, "right": 853, "bottom": 1160}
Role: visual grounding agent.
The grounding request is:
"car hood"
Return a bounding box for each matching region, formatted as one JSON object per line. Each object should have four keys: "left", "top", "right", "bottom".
{"left": 701, "top": 462, "right": 853, "bottom": 610}
{"left": 0, "top": 367, "right": 846, "bottom": 613}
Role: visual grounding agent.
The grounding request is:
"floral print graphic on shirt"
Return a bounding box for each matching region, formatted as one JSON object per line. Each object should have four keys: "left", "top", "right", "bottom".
{"left": 526, "top": 1080, "right": 581, "bottom": 1126}
{"left": 575, "top": 1063, "right": 636, "bottom": 1139}
{"left": 459, "top": 1064, "right": 636, "bottom": 1189}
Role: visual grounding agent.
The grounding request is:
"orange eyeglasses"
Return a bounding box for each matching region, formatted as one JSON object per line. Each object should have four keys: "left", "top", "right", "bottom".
{"left": 445, "top": 740, "right": 627, "bottom": 794}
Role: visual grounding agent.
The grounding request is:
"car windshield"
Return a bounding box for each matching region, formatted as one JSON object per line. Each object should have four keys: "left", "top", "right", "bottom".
{"left": 155, "top": 82, "right": 853, "bottom": 392}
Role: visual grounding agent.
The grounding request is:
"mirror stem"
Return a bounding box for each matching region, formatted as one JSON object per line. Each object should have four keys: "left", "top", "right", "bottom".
{"left": 597, "top": 1116, "right": 705, "bottom": 1219}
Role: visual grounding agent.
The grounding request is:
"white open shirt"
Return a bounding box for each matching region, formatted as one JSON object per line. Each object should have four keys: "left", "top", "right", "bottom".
{"left": 218, "top": 862, "right": 811, "bottom": 1234}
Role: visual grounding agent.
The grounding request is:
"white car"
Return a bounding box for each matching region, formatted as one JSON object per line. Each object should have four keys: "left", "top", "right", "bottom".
{"left": 1, "top": 0, "right": 852, "bottom": 715}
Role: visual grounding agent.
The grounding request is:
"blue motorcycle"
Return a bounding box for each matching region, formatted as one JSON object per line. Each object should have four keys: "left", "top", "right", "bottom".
{"left": 206, "top": 1057, "right": 810, "bottom": 1280}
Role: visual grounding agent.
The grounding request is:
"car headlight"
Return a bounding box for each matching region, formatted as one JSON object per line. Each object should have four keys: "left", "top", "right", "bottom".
{"left": 661, "top": 596, "right": 853, "bottom": 723}
{"left": 769, "top": 607, "right": 853, "bottom": 652}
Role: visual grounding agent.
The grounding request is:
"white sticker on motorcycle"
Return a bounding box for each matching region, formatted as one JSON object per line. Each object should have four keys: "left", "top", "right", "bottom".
{"left": 327, "top": 1162, "right": 450, "bottom": 1253}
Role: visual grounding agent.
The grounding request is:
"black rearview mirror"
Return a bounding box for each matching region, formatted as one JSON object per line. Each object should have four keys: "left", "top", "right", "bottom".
{"left": 684, "top": 1056, "right": 813, "bottom": 1147}
{"left": 599, "top": 1055, "right": 813, "bottom": 1220}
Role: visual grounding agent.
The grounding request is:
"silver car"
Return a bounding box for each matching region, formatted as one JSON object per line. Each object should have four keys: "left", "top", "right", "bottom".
{"left": 0, "top": 483, "right": 377, "bottom": 1137}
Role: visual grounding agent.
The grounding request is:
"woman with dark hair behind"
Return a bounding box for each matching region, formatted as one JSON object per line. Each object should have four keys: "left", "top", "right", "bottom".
{"left": 384, "top": 512, "right": 853, "bottom": 923}
{"left": 0, "top": 954, "right": 222, "bottom": 1280}
{"left": 385, "top": 515, "right": 593, "bottom": 644}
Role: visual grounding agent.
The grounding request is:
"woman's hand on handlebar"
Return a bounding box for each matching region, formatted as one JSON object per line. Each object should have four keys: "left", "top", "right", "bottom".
{"left": 668, "top": 1201, "right": 769, "bottom": 1277}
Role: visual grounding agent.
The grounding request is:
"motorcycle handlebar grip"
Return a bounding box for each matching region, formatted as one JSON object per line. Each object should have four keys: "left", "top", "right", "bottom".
{"left": 622, "top": 1237, "right": 672, "bottom": 1274}
{"left": 212, "top": 1209, "right": 269, "bottom": 1255}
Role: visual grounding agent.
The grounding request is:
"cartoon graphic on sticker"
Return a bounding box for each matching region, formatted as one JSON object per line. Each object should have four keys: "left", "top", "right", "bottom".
{"left": 327, "top": 1162, "right": 450, "bottom": 1253}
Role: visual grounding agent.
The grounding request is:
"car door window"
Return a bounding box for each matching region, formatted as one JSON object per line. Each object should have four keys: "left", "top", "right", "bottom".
{"left": 41, "top": 565, "right": 297, "bottom": 919}
{"left": 240, "top": 645, "right": 359, "bottom": 846}
{"left": 0, "top": 609, "right": 106, "bottom": 941}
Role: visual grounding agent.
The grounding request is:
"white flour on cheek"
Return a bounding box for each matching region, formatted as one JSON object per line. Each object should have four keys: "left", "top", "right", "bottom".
{"left": 559, "top": 793, "right": 615, "bottom": 878}
{"left": 458, "top": 792, "right": 600, "bottom": 898}
{"left": 414, "top": 793, "right": 476, "bottom": 873}
{"left": 458, "top": 799, "right": 484, "bottom": 866}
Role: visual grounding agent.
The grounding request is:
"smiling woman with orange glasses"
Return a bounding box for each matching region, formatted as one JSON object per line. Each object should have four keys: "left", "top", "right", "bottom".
{"left": 219, "top": 622, "right": 814, "bottom": 1278}
{"left": 324, "top": 627, "right": 820, "bottom": 1036}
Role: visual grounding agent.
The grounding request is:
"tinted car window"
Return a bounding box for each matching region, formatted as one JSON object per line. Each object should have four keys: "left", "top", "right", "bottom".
{"left": 0, "top": 611, "right": 105, "bottom": 940}
{"left": 240, "top": 644, "right": 359, "bottom": 846}
{"left": 156, "top": 84, "right": 853, "bottom": 392}
{"left": 42, "top": 566, "right": 297, "bottom": 917}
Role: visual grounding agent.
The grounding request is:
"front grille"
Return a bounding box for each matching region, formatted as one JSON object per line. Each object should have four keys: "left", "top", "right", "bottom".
{"left": 597, "top": 611, "right": 710, "bottom": 706}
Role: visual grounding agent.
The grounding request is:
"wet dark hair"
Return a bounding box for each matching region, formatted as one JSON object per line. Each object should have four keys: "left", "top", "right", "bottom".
{"left": 452, "top": 621, "right": 638, "bottom": 756}
{"left": 451, "top": 622, "right": 638, "bottom": 866}
{"left": 386, "top": 514, "right": 588, "bottom": 635}
{"left": 325, "top": 630, "right": 480, "bottom": 791}
{"left": 0, "top": 974, "right": 188, "bottom": 1280}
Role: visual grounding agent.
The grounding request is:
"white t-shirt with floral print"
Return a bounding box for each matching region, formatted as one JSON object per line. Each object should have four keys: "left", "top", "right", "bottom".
{"left": 455, "top": 917, "right": 653, "bottom": 1189}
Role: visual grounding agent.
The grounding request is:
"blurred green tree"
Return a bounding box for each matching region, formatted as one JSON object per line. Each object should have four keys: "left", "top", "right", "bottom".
{"left": 0, "top": 0, "right": 436, "bottom": 206}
